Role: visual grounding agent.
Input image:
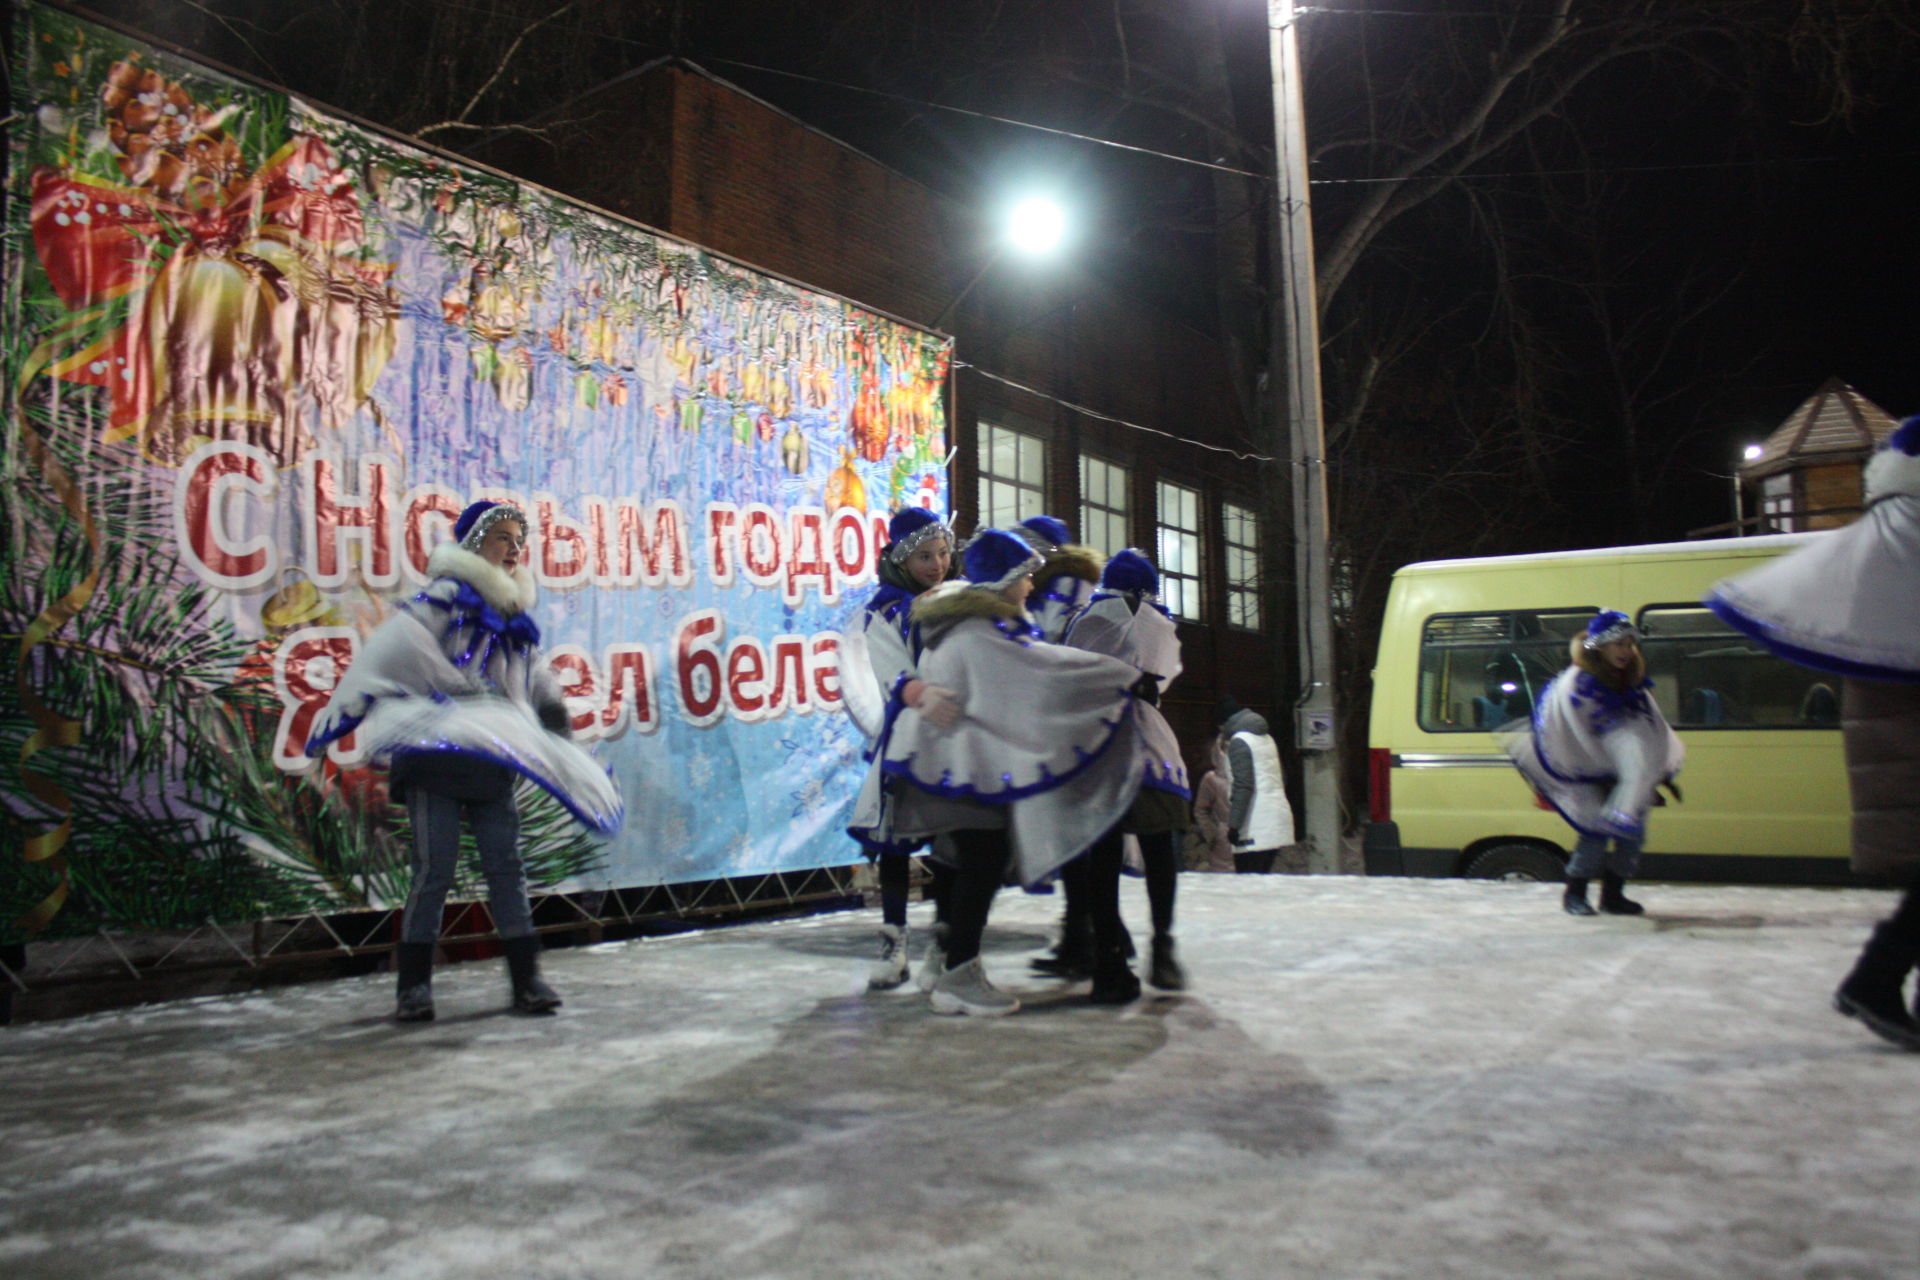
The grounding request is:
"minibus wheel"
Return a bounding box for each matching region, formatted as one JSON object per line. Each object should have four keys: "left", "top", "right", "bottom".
{"left": 1463, "top": 843, "right": 1566, "bottom": 882}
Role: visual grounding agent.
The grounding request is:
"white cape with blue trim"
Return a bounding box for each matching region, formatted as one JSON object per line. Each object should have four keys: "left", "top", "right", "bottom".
{"left": 849, "top": 616, "right": 1147, "bottom": 885}
{"left": 1705, "top": 494, "right": 1920, "bottom": 682}
{"left": 1064, "top": 596, "right": 1190, "bottom": 797}
{"left": 307, "top": 608, "right": 623, "bottom": 834}
{"left": 1498, "top": 666, "right": 1683, "bottom": 841}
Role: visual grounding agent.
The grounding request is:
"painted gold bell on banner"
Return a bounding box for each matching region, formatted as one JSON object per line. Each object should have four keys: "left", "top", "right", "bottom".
{"left": 824, "top": 448, "right": 866, "bottom": 513}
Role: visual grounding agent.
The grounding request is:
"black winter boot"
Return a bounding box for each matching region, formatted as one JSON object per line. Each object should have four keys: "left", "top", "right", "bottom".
{"left": 1088, "top": 949, "right": 1141, "bottom": 1005}
{"left": 393, "top": 942, "right": 436, "bottom": 1023}
{"left": 1562, "top": 878, "right": 1596, "bottom": 917}
{"left": 1148, "top": 935, "right": 1187, "bottom": 992}
{"left": 1834, "top": 922, "right": 1920, "bottom": 1051}
{"left": 1030, "top": 907, "right": 1093, "bottom": 978}
{"left": 1599, "top": 873, "right": 1645, "bottom": 916}
{"left": 502, "top": 935, "right": 563, "bottom": 1015}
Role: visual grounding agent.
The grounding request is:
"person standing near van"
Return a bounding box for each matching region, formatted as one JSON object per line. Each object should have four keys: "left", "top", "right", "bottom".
{"left": 1218, "top": 699, "right": 1293, "bottom": 873}
{"left": 1706, "top": 415, "right": 1920, "bottom": 1051}
{"left": 1501, "top": 612, "right": 1685, "bottom": 916}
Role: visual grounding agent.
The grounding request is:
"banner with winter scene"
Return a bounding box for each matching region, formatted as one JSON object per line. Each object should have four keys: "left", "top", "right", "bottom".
{"left": 1, "top": 3, "right": 951, "bottom": 942}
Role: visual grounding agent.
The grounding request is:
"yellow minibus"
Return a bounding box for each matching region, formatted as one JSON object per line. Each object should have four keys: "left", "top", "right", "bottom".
{"left": 1364, "top": 534, "right": 1856, "bottom": 884}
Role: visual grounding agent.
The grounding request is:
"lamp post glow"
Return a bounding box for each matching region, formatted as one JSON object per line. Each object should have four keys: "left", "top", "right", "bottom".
{"left": 1005, "top": 197, "right": 1067, "bottom": 256}
{"left": 933, "top": 196, "right": 1069, "bottom": 330}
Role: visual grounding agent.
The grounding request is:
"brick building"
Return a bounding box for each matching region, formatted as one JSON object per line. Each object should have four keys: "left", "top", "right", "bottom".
{"left": 477, "top": 60, "right": 1294, "bottom": 787}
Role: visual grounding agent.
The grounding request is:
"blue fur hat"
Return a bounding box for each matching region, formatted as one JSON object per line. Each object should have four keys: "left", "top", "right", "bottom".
{"left": 1890, "top": 414, "right": 1920, "bottom": 456}
{"left": 1101, "top": 547, "right": 1159, "bottom": 596}
{"left": 1583, "top": 610, "right": 1638, "bottom": 649}
{"left": 453, "top": 500, "right": 527, "bottom": 550}
{"left": 1014, "top": 515, "right": 1072, "bottom": 551}
{"left": 963, "top": 528, "right": 1046, "bottom": 590}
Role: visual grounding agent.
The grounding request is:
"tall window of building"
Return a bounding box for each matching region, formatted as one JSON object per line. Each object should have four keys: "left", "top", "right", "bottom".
{"left": 978, "top": 422, "right": 1045, "bottom": 531}
{"left": 1156, "top": 480, "right": 1202, "bottom": 621}
{"left": 1080, "top": 456, "right": 1130, "bottom": 554}
{"left": 1223, "top": 501, "right": 1262, "bottom": 630}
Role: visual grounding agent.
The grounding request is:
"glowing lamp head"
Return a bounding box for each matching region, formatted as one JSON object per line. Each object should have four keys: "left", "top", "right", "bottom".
{"left": 1742, "top": 443, "right": 1765, "bottom": 462}
{"left": 1005, "top": 197, "right": 1067, "bottom": 256}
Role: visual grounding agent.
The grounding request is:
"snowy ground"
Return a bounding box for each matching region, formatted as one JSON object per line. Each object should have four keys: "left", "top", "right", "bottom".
{"left": 3, "top": 876, "right": 1918, "bottom": 1280}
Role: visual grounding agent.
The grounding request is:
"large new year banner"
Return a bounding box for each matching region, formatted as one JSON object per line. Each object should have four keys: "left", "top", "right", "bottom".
{"left": 1, "top": 4, "right": 951, "bottom": 942}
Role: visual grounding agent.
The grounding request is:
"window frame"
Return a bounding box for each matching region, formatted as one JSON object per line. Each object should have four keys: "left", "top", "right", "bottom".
{"left": 1155, "top": 478, "right": 1204, "bottom": 622}
{"left": 1221, "top": 500, "right": 1262, "bottom": 631}
{"left": 1414, "top": 607, "right": 1599, "bottom": 734}
{"left": 1079, "top": 454, "right": 1131, "bottom": 557}
{"left": 1635, "top": 602, "right": 1842, "bottom": 732}
{"left": 976, "top": 420, "right": 1047, "bottom": 533}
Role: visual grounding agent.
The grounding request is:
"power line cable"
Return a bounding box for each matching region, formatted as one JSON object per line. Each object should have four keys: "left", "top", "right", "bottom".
{"left": 956, "top": 362, "right": 1279, "bottom": 462}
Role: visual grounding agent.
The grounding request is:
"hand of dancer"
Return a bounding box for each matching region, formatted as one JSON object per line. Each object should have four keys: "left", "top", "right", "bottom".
{"left": 906, "top": 680, "right": 963, "bottom": 729}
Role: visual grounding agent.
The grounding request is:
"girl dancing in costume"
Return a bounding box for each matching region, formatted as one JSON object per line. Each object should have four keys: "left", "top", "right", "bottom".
{"left": 840, "top": 507, "right": 960, "bottom": 990}
{"left": 1708, "top": 415, "right": 1920, "bottom": 1050}
{"left": 1063, "top": 549, "right": 1192, "bottom": 999}
{"left": 1009, "top": 515, "right": 1108, "bottom": 980}
{"left": 307, "top": 500, "right": 622, "bottom": 1021}
{"left": 851, "top": 529, "right": 1150, "bottom": 1015}
{"left": 1013, "top": 515, "right": 1103, "bottom": 643}
{"left": 1501, "top": 611, "right": 1683, "bottom": 917}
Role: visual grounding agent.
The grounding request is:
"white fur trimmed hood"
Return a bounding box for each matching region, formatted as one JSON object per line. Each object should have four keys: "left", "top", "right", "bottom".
{"left": 1866, "top": 444, "right": 1920, "bottom": 504}
{"left": 426, "top": 543, "right": 537, "bottom": 614}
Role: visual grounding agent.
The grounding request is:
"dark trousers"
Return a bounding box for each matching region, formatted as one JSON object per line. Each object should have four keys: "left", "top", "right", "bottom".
{"left": 943, "top": 828, "right": 1012, "bottom": 968}
{"left": 878, "top": 853, "right": 953, "bottom": 928}
{"left": 1086, "top": 828, "right": 1179, "bottom": 958}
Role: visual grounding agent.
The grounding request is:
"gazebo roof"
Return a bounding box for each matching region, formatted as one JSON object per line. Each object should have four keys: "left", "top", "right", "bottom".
{"left": 1741, "top": 378, "right": 1896, "bottom": 477}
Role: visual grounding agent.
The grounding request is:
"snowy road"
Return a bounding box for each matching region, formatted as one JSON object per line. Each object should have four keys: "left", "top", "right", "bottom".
{"left": 3, "top": 876, "right": 1917, "bottom": 1280}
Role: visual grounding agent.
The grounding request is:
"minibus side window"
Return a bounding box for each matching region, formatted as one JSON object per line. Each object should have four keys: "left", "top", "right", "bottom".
{"left": 1417, "top": 609, "right": 1597, "bottom": 732}
{"left": 1637, "top": 605, "right": 1841, "bottom": 729}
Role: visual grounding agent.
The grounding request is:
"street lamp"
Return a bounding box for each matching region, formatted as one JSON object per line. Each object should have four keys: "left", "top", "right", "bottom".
{"left": 931, "top": 195, "right": 1070, "bottom": 330}
{"left": 1005, "top": 196, "right": 1067, "bottom": 257}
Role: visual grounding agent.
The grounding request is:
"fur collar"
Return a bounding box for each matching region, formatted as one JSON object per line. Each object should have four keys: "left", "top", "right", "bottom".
{"left": 910, "top": 581, "right": 1027, "bottom": 631}
{"left": 1569, "top": 636, "right": 1645, "bottom": 690}
{"left": 426, "top": 543, "right": 536, "bottom": 614}
{"left": 1041, "top": 545, "right": 1104, "bottom": 584}
{"left": 1867, "top": 446, "right": 1920, "bottom": 504}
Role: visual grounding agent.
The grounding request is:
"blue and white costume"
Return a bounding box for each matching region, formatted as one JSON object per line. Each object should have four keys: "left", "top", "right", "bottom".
{"left": 842, "top": 508, "right": 951, "bottom": 855}
{"left": 1501, "top": 613, "right": 1684, "bottom": 842}
{"left": 850, "top": 533, "right": 1148, "bottom": 888}
{"left": 1063, "top": 557, "right": 1191, "bottom": 803}
{"left": 305, "top": 508, "right": 622, "bottom": 834}
{"left": 1706, "top": 422, "right": 1920, "bottom": 685}
{"left": 1013, "top": 515, "right": 1103, "bottom": 643}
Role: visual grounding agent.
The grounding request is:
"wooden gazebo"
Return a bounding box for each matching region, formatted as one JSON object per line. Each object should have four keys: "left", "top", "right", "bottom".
{"left": 1735, "top": 378, "right": 1897, "bottom": 534}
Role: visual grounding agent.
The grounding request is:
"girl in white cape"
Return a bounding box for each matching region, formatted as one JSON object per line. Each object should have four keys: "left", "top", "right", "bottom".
{"left": 306, "top": 500, "right": 622, "bottom": 1021}
{"left": 1707, "top": 416, "right": 1920, "bottom": 1051}
{"left": 850, "top": 528, "right": 1150, "bottom": 1016}
{"left": 839, "top": 507, "right": 960, "bottom": 990}
{"left": 1500, "top": 611, "right": 1683, "bottom": 917}
{"left": 1063, "top": 549, "right": 1193, "bottom": 1000}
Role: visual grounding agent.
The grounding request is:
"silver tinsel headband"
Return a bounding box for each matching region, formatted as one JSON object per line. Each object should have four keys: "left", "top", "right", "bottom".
{"left": 884, "top": 518, "right": 954, "bottom": 564}
{"left": 460, "top": 503, "right": 529, "bottom": 551}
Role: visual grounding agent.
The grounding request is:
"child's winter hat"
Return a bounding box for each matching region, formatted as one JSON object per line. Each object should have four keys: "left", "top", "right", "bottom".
{"left": 454, "top": 500, "right": 527, "bottom": 551}
{"left": 884, "top": 507, "right": 952, "bottom": 561}
{"left": 1013, "top": 515, "right": 1073, "bottom": 552}
{"left": 1582, "top": 610, "right": 1639, "bottom": 649}
{"left": 1100, "top": 548, "right": 1160, "bottom": 597}
{"left": 962, "top": 528, "right": 1045, "bottom": 590}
